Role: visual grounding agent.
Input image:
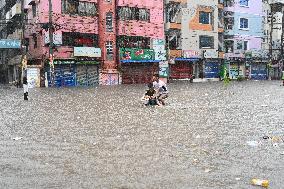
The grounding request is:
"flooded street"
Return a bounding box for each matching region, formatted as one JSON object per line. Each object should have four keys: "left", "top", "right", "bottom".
{"left": 0, "top": 81, "right": 284, "bottom": 189}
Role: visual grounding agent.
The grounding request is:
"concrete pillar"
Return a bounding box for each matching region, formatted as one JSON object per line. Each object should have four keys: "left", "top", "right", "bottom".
{"left": 98, "top": 0, "right": 117, "bottom": 73}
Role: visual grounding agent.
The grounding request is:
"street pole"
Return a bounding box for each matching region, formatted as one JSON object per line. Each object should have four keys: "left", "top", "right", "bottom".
{"left": 48, "top": 0, "right": 54, "bottom": 86}
{"left": 20, "top": 0, "right": 26, "bottom": 87}
{"left": 281, "top": 5, "right": 284, "bottom": 71}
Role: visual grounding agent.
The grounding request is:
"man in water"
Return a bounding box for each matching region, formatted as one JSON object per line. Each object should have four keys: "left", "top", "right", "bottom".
{"left": 152, "top": 74, "right": 168, "bottom": 105}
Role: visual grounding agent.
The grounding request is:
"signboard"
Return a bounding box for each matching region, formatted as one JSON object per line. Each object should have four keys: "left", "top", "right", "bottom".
{"left": 0, "top": 39, "right": 21, "bottom": 48}
{"left": 27, "top": 68, "right": 40, "bottom": 88}
{"left": 74, "top": 47, "right": 101, "bottom": 57}
{"left": 159, "top": 61, "right": 169, "bottom": 78}
{"left": 53, "top": 60, "right": 76, "bottom": 64}
{"left": 203, "top": 50, "right": 218, "bottom": 58}
{"left": 120, "top": 48, "right": 155, "bottom": 61}
{"left": 183, "top": 50, "right": 200, "bottom": 58}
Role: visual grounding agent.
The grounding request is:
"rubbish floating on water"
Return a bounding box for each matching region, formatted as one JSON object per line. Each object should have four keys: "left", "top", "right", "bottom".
{"left": 261, "top": 105, "right": 268, "bottom": 107}
{"left": 263, "top": 136, "right": 269, "bottom": 140}
{"left": 246, "top": 141, "right": 260, "bottom": 147}
{"left": 204, "top": 168, "right": 211, "bottom": 173}
{"left": 273, "top": 143, "right": 279, "bottom": 147}
{"left": 251, "top": 178, "right": 269, "bottom": 188}
{"left": 280, "top": 152, "right": 284, "bottom": 155}
{"left": 235, "top": 177, "right": 241, "bottom": 181}
{"left": 204, "top": 93, "right": 209, "bottom": 96}
{"left": 12, "top": 137, "right": 22, "bottom": 141}
{"left": 196, "top": 135, "right": 201, "bottom": 139}
{"left": 271, "top": 136, "right": 281, "bottom": 142}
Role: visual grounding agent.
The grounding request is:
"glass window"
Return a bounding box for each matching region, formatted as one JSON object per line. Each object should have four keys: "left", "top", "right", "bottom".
{"left": 117, "top": 6, "right": 150, "bottom": 22}
{"left": 240, "top": 18, "right": 248, "bottom": 29}
{"left": 106, "top": 41, "right": 113, "bottom": 60}
{"left": 62, "top": 0, "right": 97, "bottom": 16}
{"left": 199, "top": 36, "right": 214, "bottom": 49}
{"left": 62, "top": 32, "right": 98, "bottom": 47}
{"left": 106, "top": 12, "right": 113, "bottom": 32}
{"left": 244, "top": 41, "right": 248, "bottom": 50}
{"left": 199, "top": 12, "right": 211, "bottom": 24}
{"left": 240, "top": 0, "right": 249, "bottom": 6}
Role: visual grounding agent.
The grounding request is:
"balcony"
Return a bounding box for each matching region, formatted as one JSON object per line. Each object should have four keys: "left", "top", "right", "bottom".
{"left": 165, "top": 22, "right": 181, "bottom": 30}
{"left": 166, "top": 0, "right": 187, "bottom": 3}
{"left": 268, "top": 0, "right": 284, "bottom": 4}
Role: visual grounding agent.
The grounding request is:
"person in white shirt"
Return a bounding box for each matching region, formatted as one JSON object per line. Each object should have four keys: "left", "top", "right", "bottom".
{"left": 152, "top": 74, "right": 168, "bottom": 105}
{"left": 23, "top": 76, "right": 28, "bottom": 100}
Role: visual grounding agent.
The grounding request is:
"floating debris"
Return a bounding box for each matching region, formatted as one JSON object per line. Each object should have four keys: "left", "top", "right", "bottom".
{"left": 12, "top": 137, "right": 22, "bottom": 141}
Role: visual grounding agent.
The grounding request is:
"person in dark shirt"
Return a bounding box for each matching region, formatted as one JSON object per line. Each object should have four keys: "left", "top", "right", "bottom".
{"left": 142, "top": 83, "right": 160, "bottom": 106}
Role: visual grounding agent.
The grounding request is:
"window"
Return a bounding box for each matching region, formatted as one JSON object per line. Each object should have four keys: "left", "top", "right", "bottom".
{"left": 62, "top": 0, "right": 97, "bottom": 16}
{"left": 62, "top": 32, "right": 98, "bottom": 47}
{"left": 199, "top": 11, "right": 211, "bottom": 24}
{"left": 244, "top": 41, "right": 248, "bottom": 50}
{"left": 32, "top": 3, "right": 37, "bottom": 17}
{"left": 106, "top": 41, "right": 113, "bottom": 60}
{"left": 33, "top": 35, "right": 37, "bottom": 48}
{"left": 240, "top": 18, "right": 248, "bottom": 29}
{"left": 240, "top": 0, "right": 249, "bottom": 7}
{"left": 117, "top": 36, "right": 150, "bottom": 49}
{"left": 117, "top": 6, "right": 150, "bottom": 22}
{"left": 224, "top": 40, "right": 234, "bottom": 53}
{"left": 106, "top": 12, "right": 113, "bottom": 32}
{"left": 199, "top": 36, "right": 214, "bottom": 49}
{"left": 236, "top": 41, "right": 243, "bottom": 50}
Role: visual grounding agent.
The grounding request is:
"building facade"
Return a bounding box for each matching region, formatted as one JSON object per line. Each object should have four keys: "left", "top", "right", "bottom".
{"left": 224, "top": 0, "right": 265, "bottom": 80}
{"left": 0, "top": 0, "right": 23, "bottom": 84}
{"left": 262, "top": 0, "right": 284, "bottom": 79}
{"left": 165, "top": 0, "right": 224, "bottom": 81}
{"left": 21, "top": 0, "right": 164, "bottom": 87}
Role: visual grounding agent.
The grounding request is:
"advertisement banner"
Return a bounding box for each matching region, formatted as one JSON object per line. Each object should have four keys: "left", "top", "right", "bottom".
{"left": 120, "top": 48, "right": 155, "bottom": 61}
{"left": 74, "top": 47, "right": 101, "bottom": 57}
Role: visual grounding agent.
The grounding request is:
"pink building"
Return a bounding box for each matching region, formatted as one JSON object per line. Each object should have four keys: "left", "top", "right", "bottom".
{"left": 24, "top": 0, "right": 164, "bottom": 86}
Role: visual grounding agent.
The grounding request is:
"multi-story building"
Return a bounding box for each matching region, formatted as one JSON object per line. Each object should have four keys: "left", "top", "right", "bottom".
{"left": 165, "top": 0, "right": 224, "bottom": 81}
{"left": 262, "top": 0, "right": 284, "bottom": 79}
{"left": 224, "top": 0, "right": 265, "bottom": 80}
{"left": 0, "top": 0, "right": 23, "bottom": 84}
{"left": 22, "top": 0, "right": 164, "bottom": 87}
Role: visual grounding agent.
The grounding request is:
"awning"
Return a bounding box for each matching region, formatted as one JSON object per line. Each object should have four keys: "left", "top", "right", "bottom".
{"left": 120, "top": 60, "right": 160, "bottom": 63}
{"left": 175, "top": 58, "right": 200, "bottom": 61}
{"left": 77, "top": 61, "right": 99, "bottom": 65}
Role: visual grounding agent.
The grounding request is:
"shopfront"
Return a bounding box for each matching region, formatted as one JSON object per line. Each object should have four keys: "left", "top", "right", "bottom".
{"left": 119, "top": 48, "right": 159, "bottom": 84}
{"left": 47, "top": 60, "right": 77, "bottom": 87}
{"left": 76, "top": 61, "right": 99, "bottom": 86}
{"left": 204, "top": 61, "right": 220, "bottom": 79}
{"left": 250, "top": 63, "right": 268, "bottom": 80}
{"left": 169, "top": 58, "right": 195, "bottom": 79}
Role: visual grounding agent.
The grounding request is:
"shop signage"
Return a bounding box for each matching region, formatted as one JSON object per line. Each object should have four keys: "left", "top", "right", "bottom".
{"left": 74, "top": 47, "right": 101, "bottom": 57}
{"left": 53, "top": 60, "right": 76, "bottom": 64}
{"left": 203, "top": 50, "right": 218, "bottom": 58}
{"left": 159, "top": 61, "right": 169, "bottom": 78}
{"left": 0, "top": 39, "right": 21, "bottom": 48}
{"left": 120, "top": 48, "right": 155, "bottom": 61}
{"left": 183, "top": 50, "right": 200, "bottom": 58}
